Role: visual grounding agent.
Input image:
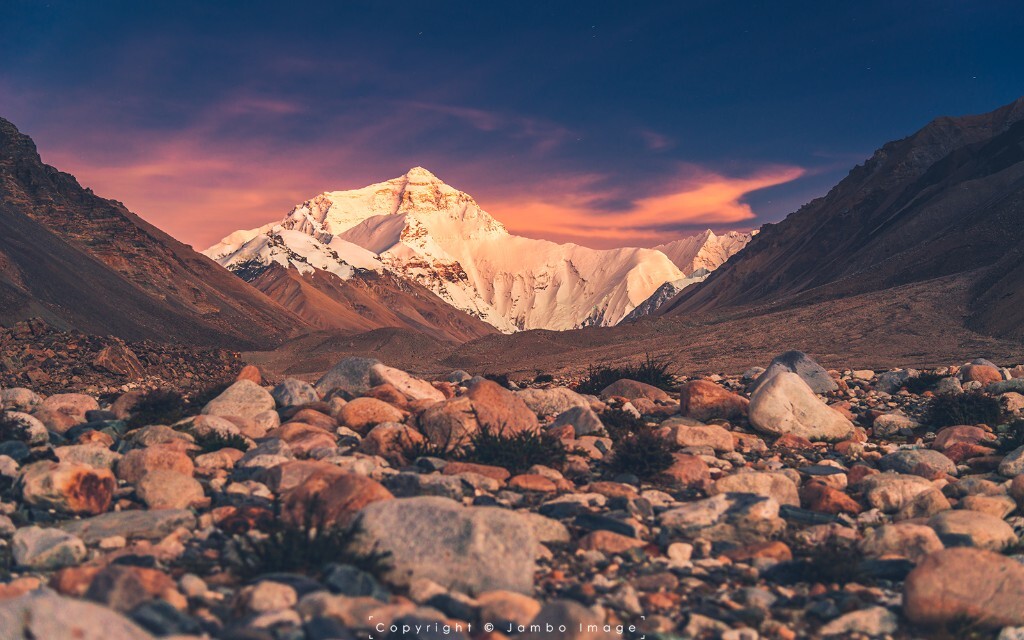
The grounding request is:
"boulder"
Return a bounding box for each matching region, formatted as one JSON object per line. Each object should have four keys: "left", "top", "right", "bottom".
{"left": 117, "top": 445, "right": 194, "bottom": 484}
{"left": 13, "top": 526, "right": 87, "bottom": 570}
{"left": 753, "top": 351, "right": 837, "bottom": 394}
{"left": 712, "top": 471, "right": 799, "bottom": 506}
{"left": 549, "top": 406, "right": 604, "bottom": 437}
{"left": 466, "top": 379, "right": 539, "bottom": 435}
{"left": 0, "top": 591, "right": 154, "bottom": 640}
{"left": 314, "top": 357, "right": 380, "bottom": 396}
{"left": 680, "top": 380, "right": 748, "bottom": 421}
{"left": 516, "top": 387, "right": 590, "bottom": 417}
{"left": 0, "top": 388, "right": 42, "bottom": 412}
{"left": 60, "top": 509, "right": 196, "bottom": 544}
{"left": 659, "top": 493, "right": 785, "bottom": 543}
{"left": 666, "top": 421, "right": 734, "bottom": 452}
{"left": 748, "top": 372, "right": 855, "bottom": 441}
{"left": 350, "top": 496, "right": 537, "bottom": 595}
{"left": 286, "top": 471, "right": 393, "bottom": 528}
{"left": 904, "top": 548, "right": 1024, "bottom": 627}
{"left": 20, "top": 460, "right": 115, "bottom": 515}
{"left": 999, "top": 445, "right": 1024, "bottom": 477}
{"left": 599, "top": 379, "right": 671, "bottom": 403}
{"left": 860, "top": 523, "right": 944, "bottom": 563}
{"left": 369, "top": 364, "right": 444, "bottom": 402}
{"left": 860, "top": 473, "right": 934, "bottom": 513}
{"left": 201, "top": 380, "right": 275, "bottom": 420}
{"left": 927, "top": 510, "right": 1017, "bottom": 550}
{"left": 878, "top": 449, "right": 957, "bottom": 478}
{"left": 418, "top": 396, "right": 480, "bottom": 450}
{"left": 1, "top": 411, "right": 49, "bottom": 445}
{"left": 337, "top": 397, "right": 405, "bottom": 433}
{"left": 92, "top": 343, "right": 145, "bottom": 379}
{"left": 271, "top": 379, "right": 320, "bottom": 407}
{"left": 40, "top": 393, "right": 99, "bottom": 423}
{"left": 135, "top": 470, "right": 204, "bottom": 510}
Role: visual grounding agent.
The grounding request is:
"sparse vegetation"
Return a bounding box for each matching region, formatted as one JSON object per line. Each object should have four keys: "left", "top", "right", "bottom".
{"left": 599, "top": 408, "right": 646, "bottom": 443}
{"left": 605, "top": 428, "right": 674, "bottom": 480}
{"left": 998, "top": 419, "right": 1024, "bottom": 453}
{"left": 927, "top": 392, "right": 1003, "bottom": 427}
{"left": 402, "top": 425, "right": 570, "bottom": 475}
{"left": 903, "top": 372, "right": 945, "bottom": 394}
{"left": 460, "top": 426, "right": 569, "bottom": 474}
{"left": 574, "top": 353, "right": 677, "bottom": 395}
{"left": 190, "top": 430, "right": 252, "bottom": 454}
{"left": 533, "top": 373, "right": 554, "bottom": 384}
{"left": 223, "top": 498, "right": 386, "bottom": 581}
{"left": 0, "top": 413, "right": 30, "bottom": 442}
{"left": 126, "top": 389, "right": 190, "bottom": 428}
{"left": 484, "top": 373, "right": 513, "bottom": 388}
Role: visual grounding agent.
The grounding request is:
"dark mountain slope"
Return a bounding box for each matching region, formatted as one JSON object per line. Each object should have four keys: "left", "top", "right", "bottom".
{"left": 0, "top": 117, "right": 306, "bottom": 348}
{"left": 243, "top": 262, "right": 496, "bottom": 343}
{"left": 660, "top": 98, "right": 1024, "bottom": 342}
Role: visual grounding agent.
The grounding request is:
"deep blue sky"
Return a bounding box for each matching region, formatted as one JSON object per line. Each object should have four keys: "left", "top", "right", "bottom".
{"left": 2, "top": 0, "right": 1022, "bottom": 247}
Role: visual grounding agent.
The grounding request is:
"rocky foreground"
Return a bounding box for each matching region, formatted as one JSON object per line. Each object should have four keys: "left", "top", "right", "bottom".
{"left": 2, "top": 351, "right": 1024, "bottom": 639}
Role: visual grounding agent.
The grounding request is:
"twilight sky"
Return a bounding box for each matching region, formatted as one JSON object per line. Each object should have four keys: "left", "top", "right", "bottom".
{"left": 2, "top": 0, "right": 1023, "bottom": 249}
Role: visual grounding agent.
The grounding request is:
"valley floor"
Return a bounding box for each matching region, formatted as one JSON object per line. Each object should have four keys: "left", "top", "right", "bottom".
{"left": 249, "top": 273, "right": 1024, "bottom": 382}
{"left": 3, "top": 349, "right": 1024, "bottom": 638}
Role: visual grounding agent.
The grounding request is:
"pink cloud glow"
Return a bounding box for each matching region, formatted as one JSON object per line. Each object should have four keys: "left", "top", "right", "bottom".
{"left": 485, "top": 165, "right": 805, "bottom": 248}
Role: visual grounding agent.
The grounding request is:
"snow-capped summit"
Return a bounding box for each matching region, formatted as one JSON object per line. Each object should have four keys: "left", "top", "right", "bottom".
{"left": 205, "top": 169, "right": 750, "bottom": 332}
{"left": 655, "top": 229, "right": 753, "bottom": 275}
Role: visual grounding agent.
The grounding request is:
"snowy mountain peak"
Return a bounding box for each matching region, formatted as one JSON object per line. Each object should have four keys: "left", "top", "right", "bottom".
{"left": 403, "top": 166, "right": 440, "bottom": 181}
{"left": 205, "top": 172, "right": 751, "bottom": 333}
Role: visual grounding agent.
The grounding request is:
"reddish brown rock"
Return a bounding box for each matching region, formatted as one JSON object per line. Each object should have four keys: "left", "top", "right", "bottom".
{"left": 774, "top": 433, "right": 815, "bottom": 450}
{"left": 722, "top": 540, "right": 793, "bottom": 563}
{"left": 337, "top": 397, "right": 406, "bottom": 434}
{"left": 256, "top": 460, "right": 345, "bottom": 495}
{"left": 358, "top": 423, "right": 425, "bottom": 466}
{"left": 800, "top": 481, "right": 862, "bottom": 515}
{"left": 933, "top": 425, "right": 995, "bottom": 451}
{"left": 658, "top": 453, "right": 710, "bottom": 489}
{"left": 287, "top": 408, "right": 337, "bottom": 431}
{"left": 117, "top": 445, "right": 194, "bottom": 484}
{"left": 267, "top": 422, "right": 336, "bottom": 455}
{"left": 92, "top": 343, "right": 145, "bottom": 379}
{"left": 418, "top": 396, "right": 480, "bottom": 450}
{"left": 509, "top": 474, "right": 558, "bottom": 493}
{"left": 600, "top": 378, "right": 672, "bottom": 403}
{"left": 943, "top": 442, "right": 996, "bottom": 464}
{"left": 136, "top": 470, "right": 205, "bottom": 510}
{"left": 30, "top": 406, "right": 79, "bottom": 434}
{"left": 578, "top": 530, "right": 646, "bottom": 554}
{"left": 85, "top": 564, "right": 178, "bottom": 612}
{"left": 236, "top": 364, "right": 263, "bottom": 384}
{"left": 285, "top": 471, "right": 393, "bottom": 528}
{"left": 679, "top": 380, "right": 748, "bottom": 421}
{"left": 363, "top": 383, "right": 411, "bottom": 408}
{"left": 20, "top": 461, "right": 115, "bottom": 515}
{"left": 467, "top": 379, "right": 540, "bottom": 435}
{"left": 961, "top": 364, "right": 1002, "bottom": 385}
{"left": 442, "top": 461, "right": 512, "bottom": 482}
{"left": 585, "top": 481, "right": 639, "bottom": 500}
{"left": 904, "top": 548, "right": 1024, "bottom": 627}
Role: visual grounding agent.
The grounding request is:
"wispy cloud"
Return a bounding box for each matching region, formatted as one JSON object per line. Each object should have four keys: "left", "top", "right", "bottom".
{"left": 486, "top": 165, "right": 805, "bottom": 247}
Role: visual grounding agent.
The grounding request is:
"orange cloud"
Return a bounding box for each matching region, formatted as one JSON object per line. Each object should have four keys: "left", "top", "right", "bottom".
{"left": 487, "top": 165, "right": 804, "bottom": 247}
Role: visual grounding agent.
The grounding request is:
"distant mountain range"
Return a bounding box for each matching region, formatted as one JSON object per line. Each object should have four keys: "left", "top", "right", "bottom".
{"left": 206, "top": 168, "right": 751, "bottom": 332}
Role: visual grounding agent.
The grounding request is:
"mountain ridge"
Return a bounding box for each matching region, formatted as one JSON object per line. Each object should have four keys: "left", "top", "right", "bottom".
{"left": 207, "top": 169, "right": 750, "bottom": 332}
{"left": 0, "top": 117, "right": 307, "bottom": 349}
